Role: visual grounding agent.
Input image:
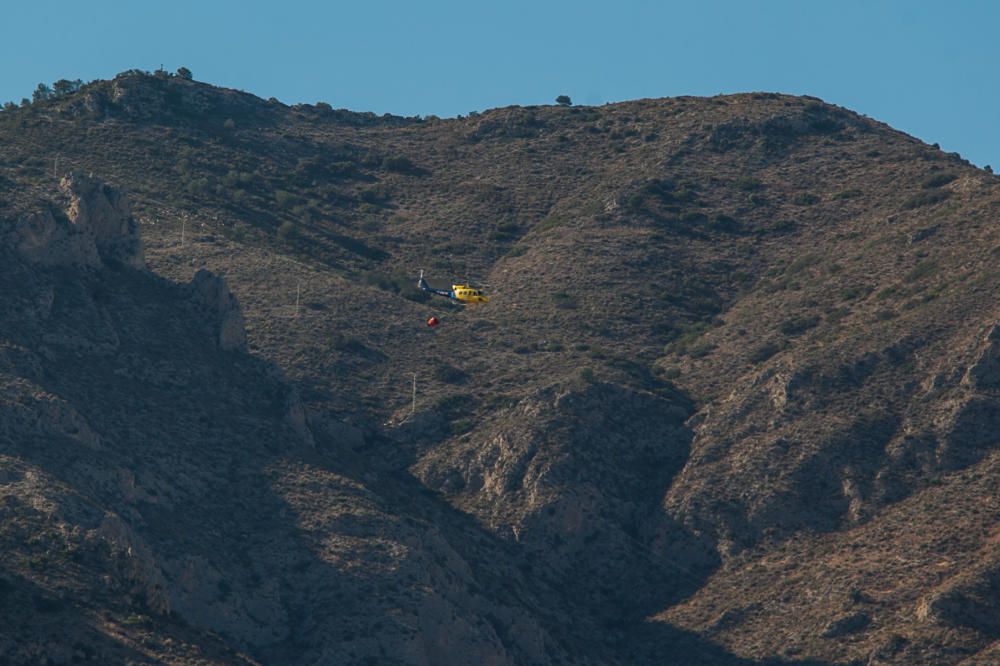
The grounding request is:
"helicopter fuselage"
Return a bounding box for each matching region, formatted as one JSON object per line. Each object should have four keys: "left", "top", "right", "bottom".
{"left": 450, "top": 285, "right": 489, "bottom": 304}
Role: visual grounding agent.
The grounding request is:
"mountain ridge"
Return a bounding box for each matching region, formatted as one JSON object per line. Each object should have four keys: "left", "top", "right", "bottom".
{"left": 2, "top": 70, "right": 999, "bottom": 664}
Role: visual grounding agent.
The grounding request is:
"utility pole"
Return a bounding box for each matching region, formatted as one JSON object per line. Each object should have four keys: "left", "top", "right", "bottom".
{"left": 411, "top": 373, "right": 417, "bottom": 415}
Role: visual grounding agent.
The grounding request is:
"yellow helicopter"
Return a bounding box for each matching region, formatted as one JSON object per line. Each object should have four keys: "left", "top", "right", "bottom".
{"left": 418, "top": 270, "right": 489, "bottom": 305}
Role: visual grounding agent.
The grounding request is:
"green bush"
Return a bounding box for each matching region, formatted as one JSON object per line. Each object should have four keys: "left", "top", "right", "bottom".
{"left": 680, "top": 211, "right": 708, "bottom": 225}
{"left": 779, "top": 315, "right": 820, "bottom": 335}
{"left": 793, "top": 192, "right": 820, "bottom": 205}
{"left": 904, "top": 260, "right": 938, "bottom": 283}
{"left": 32, "top": 83, "right": 53, "bottom": 103}
{"left": 840, "top": 284, "right": 872, "bottom": 301}
{"left": 275, "top": 190, "right": 297, "bottom": 208}
{"left": 277, "top": 221, "right": 297, "bottom": 242}
{"left": 921, "top": 172, "right": 957, "bottom": 188}
{"left": 749, "top": 342, "right": 782, "bottom": 363}
{"left": 710, "top": 214, "right": 741, "bottom": 233}
{"left": 382, "top": 155, "right": 417, "bottom": 173}
{"left": 555, "top": 95, "right": 572, "bottom": 106}
{"left": 176, "top": 66, "right": 193, "bottom": 80}
{"left": 663, "top": 321, "right": 713, "bottom": 356}
{"left": 875, "top": 286, "right": 898, "bottom": 300}
{"left": 552, "top": 291, "right": 578, "bottom": 309}
{"left": 52, "top": 79, "right": 82, "bottom": 96}
{"left": 359, "top": 186, "right": 389, "bottom": 204}
{"left": 433, "top": 363, "right": 468, "bottom": 384}
{"left": 903, "top": 189, "right": 950, "bottom": 209}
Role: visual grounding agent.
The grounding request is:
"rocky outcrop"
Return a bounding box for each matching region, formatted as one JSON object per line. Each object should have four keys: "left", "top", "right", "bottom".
{"left": 188, "top": 269, "right": 247, "bottom": 351}
{"left": 6, "top": 207, "right": 101, "bottom": 268}
{"left": 4, "top": 173, "right": 144, "bottom": 270}
{"left": 62, "top": 173, "right": 145, "bottom": 269}
{"left": 917, "top": 559, "right": 1000, "bottom": 636}
{"left": 284, "top": 386, "right": 315, "bottom": 447}
{"left": 414, "top": 381, "right": 693, "bottom": 615}
{"left": 964, "top": 324, "right": 1000, "bottom": 389}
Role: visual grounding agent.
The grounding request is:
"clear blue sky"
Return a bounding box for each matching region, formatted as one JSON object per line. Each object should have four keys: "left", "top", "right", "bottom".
{"left": 2, "top": 1, "right": 997, "bottom": 166}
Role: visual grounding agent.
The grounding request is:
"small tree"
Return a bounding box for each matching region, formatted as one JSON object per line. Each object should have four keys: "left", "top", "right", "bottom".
{"left": 52, "top": 79, "right": 82, "bottom": 96}
{"left": 2, "top": 101, "right": 16, "bottom": 111}
{"left": 32, "top": 83, "right": 53, "bottom": 103}
{"left": 176, "top": 67, "right": 193, "bottom": 80}
{"left": 555, "top": 95, "right": 572, "bottom": 107}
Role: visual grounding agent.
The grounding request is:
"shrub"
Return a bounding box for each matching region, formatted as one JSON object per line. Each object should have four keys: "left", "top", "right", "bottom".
{"left": 359, "top": 186, "right": 389, "bottom": 204}
{"left": 186, "top": 177, "right": 211, "bottom": 195}
{"left": 921, "top": 172, "right": 957, "bottom": 188}
{"left": 903, "top": 189, "right": 950, "bottom": 209}
{"left": 904, "top": 260, "right": 938, "bottom": 283}
{"left": 555, "top": 95, "right": 572, "bottom": 106}
{"left": 840, "top": 284, "right": 872, "bottom": 301}
{"left": 779, "top": 315, "right": 820, "bottom": 335}
{"left": 223, "top": 118, "right": 236, "bottom": 130}
{"left": 277, "top": 221, "right": 297, "bottom": 241}
{"left": 793, "top": 192, "right": 820, "bottom": 205}
{"left": 875, "top": 286, "right": 898, "bottom": 300}
{"left": 176, "top": 66, "right": 193, "bottom": 80}
{"left": 382, "top": 155, "right": 416, "bottom": 173}
{"left": 32, "top": 83, "right": 53, "bottom": 103}
{"left": 52, "top": 79, "right": 82, "bottom": 96}
{"left": 749, "top": 342, "right": 782, "bottom": 363}
{"left": 578, "top": 367, "right": 596, "bottom": 383}
{"left": 680, "top": 211, "right": 708, "bottom": 225}
{"left": 735, "top": 177, "right": 762, "bottom": 191}
{"left": 552, "top": 291, "right": 578, "bottom": 309}
{"left": 433, "top": 363, "right": 468, "bottom": 384}
{"left": 663, "top": 321, "right": 712, "bottom": 356}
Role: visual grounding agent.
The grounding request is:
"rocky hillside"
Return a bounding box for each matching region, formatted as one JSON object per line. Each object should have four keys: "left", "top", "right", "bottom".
{"left": 2, "top": 70, "right": 999, "bottom": 664}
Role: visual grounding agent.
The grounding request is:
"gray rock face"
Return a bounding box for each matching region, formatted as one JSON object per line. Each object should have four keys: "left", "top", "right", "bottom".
{"left": 188, "top": 269, "right": 247, "bottom": 351}
{"left": 6, "top": 208, "right": 101, "bottom": 268}
{"left": 964, "top": 324, "right": 1000, "bottom": 389}
{"left": 61, "top": 173, "right": 145, "bottom": 269}
{"left": 414, "top": 381, "right": 694, "bottom": 616}
{"left": 4, "top": 174, "right": 144, "bottom": 270}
